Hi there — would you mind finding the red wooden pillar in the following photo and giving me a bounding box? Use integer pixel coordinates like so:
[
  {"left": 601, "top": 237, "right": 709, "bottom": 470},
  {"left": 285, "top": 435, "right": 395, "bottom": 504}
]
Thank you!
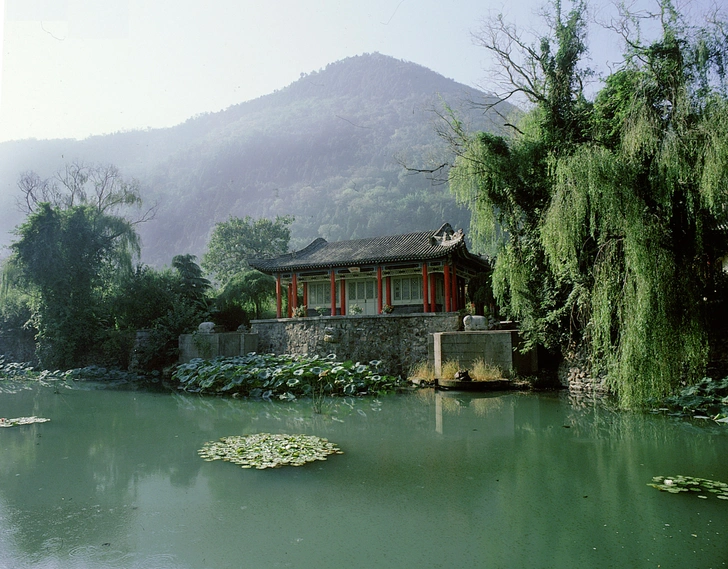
[
  {"left": 444, "top": 264, "right": 451, "bottom": 312},
  {"left": 386, "top": 276, "right": 392, "bottom": 307},
  {"left": 429, "top": 273, "right": 437, "bottom": 312},
  {"left": 422, "top": 262, "right": 429, "bottom": 313},
  {"left": 276, "top": 274, "right": 282, "bottom": 318},
  {"left": 291, "top": 273, "right": 298, "bottom": 310},
  {"left": 330, "top": 270, "right": 337, "bottom": 316},
  {"left": 302, "top": 282, "right": 308, "bottom": 313},
  {"left": 287, "top": 283, "right": 292, "bottom": 317},
  {"left": 377, "top": 266, "right": 383, "bottom": 314},
  {"left": 451, "top": 263, "right": 458, "bottom": 311},
  {"left": 340, "top": 276, "right": 346, "bottom": 316}
]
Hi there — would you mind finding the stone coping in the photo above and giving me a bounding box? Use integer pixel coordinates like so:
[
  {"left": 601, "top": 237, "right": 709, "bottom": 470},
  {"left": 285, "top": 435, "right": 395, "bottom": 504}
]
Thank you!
[{"left": 251, "top": 312, "right": 455, "bottom": 323}]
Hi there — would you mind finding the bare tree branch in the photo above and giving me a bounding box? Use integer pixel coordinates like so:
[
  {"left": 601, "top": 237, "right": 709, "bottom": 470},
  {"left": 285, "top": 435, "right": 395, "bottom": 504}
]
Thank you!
[{"left": 15, "top": 163, "right": 155, "bottom": 226}]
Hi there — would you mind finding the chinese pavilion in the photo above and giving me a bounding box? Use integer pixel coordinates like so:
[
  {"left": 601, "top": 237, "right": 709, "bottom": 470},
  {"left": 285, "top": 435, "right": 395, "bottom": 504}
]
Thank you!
[{"left": 248, "top": 223, "right": 490, "bottom": 318}]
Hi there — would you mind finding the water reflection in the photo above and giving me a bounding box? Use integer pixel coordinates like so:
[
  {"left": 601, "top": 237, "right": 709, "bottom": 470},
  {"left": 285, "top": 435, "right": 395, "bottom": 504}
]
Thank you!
[{"left": 0, "top": 382, "right": 726, "bottom": 568}]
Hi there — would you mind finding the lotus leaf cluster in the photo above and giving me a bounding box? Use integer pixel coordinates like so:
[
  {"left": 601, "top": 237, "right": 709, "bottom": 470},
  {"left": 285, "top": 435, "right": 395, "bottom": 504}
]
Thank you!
[
  {"left": 173, "top": 353, "right": 403, "bottom": 399},
  {"left": 0, "top": 416, "right": 50, "bottom": 428},
  {"left": 198, "top": 433, "right": 343, "bottom": 469},
  {"left": 648, "top": 475, "right": 728, "bottom": 500},
  {"left": 0, "top": 358, "right": 40, "bottom": 380},
  {"left": 0, "top": 357, "right": 143, "bottom": 384},
  {"left": 650, "top": 377, "right": 728, "bottom": 421}
]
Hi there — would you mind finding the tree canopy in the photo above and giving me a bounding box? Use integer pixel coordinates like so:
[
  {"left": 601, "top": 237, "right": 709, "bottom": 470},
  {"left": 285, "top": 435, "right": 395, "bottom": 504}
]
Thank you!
[
  {"left": 8, "top": 164, "right": 151, "bottom": 368},
  {"left": 202, "top": 215, "right": 293, "bottom": 285},
  {"left": 450, "top": 0, "right": 728, "bottom": 406}
]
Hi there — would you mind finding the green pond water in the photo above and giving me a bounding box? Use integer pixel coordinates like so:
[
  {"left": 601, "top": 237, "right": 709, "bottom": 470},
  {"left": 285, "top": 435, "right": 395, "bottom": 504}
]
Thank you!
[{"left": 1, "top": 380, "right": 727, "bottom": 569}]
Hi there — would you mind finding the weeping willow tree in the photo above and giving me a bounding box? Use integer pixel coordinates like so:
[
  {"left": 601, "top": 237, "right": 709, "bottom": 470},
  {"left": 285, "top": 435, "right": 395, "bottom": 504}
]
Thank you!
[
  {"left": 450, "top": 0, "right": 728, "bottom": 406},
  {"left": 450, "top": 0, "right": 592, "bottom": 351}
]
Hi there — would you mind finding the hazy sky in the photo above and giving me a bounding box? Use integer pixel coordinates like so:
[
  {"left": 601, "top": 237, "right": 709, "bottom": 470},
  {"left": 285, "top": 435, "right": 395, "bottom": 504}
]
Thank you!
[{"left": 0, "top": 0, "right": 718, "bottom": 143}]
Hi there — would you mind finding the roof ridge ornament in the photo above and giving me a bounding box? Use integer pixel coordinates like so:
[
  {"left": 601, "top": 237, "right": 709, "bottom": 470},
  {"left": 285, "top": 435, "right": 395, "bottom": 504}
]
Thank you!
[{"left": 430, "top": 223, "right": 462, "bottom": 246}]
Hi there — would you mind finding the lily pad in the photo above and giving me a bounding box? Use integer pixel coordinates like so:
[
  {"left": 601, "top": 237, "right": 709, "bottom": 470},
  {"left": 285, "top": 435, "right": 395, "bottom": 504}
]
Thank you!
[
  {"left": 198, "top": 433, "right": 343, "bottom": 469},
  {"left": 649, "top": 475, "right": 728, "bottom": 500},
  {"left": 0, "top": 416, "right": 50, "bottom": 428}
]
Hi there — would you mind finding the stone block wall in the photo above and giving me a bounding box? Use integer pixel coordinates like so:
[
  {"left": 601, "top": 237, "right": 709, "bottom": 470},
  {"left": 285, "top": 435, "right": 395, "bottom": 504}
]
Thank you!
[
  {"left": 251, "top": 313, "right": 459, "bottom": 377},
  {"left": 178, "top": 332, "right": 259, "bottom": 364},
  {"left": 431, "top": 331, "right": 538, "bottom": 377}
]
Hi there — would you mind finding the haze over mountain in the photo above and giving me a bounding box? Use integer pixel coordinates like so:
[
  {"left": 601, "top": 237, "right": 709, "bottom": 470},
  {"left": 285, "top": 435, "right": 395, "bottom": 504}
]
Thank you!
[{"left": 0, "top": 53, "right": 516, "bottom": 267}]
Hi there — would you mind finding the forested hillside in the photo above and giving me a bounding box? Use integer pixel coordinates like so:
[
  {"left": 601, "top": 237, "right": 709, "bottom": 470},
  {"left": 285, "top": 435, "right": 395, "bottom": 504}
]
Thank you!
[{"left": 0, "top": 53, "right": 516, "bottom": 266}]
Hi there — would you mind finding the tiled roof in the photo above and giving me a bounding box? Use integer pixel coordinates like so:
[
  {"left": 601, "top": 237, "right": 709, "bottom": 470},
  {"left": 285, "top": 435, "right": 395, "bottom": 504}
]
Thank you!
[{"left": 249, "top": 223, "right": 485, "bottom": 273}]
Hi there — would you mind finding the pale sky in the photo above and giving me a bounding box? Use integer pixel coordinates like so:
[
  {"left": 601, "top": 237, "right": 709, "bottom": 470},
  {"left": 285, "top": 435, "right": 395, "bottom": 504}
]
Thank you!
[{"left": 0, "top": 0, "right": 719, "bottom": 143}]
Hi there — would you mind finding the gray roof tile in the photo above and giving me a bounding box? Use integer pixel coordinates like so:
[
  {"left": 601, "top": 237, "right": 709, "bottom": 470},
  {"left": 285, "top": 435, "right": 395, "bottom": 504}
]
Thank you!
[{"left": 249, "top": 223, "right": 488, "bottom": 273}]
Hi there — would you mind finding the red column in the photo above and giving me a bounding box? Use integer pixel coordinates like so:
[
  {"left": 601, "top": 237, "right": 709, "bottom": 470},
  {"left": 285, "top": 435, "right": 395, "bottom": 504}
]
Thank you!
[
  {"left": 451, "top": 263, "right": 458, "bottom": 311},
  {"left": 422, "top": 263, "right": 429, "bottom": 313},
  {"left": 302, "top": 282, "right": 308, "bottom": 314},
  {"left": 276, "top": 274, "right": 282, "bottom": 318},
  {"left": 430, "top": 273, "right": 437, "bottom": 312},
  {"left": 377, "top": 266, "right": 383, "bottom": 314},
  {"left": 444, "top": 264, "right": 451, "bottom": 312},
  {"left": 291, "top": 273, "right": 298, "bottom": 310},
  {"left": 386, "top": 276, "right": 392, "bottom": 307},
  {"left": 340, "top": 276, "right": 346, "bottom": 316},
  {"left": 287, "top": 283, "right": 292, "bottom": 317},
  {"left": 330, "top": 270, "right": 337, "bottom": 316}
]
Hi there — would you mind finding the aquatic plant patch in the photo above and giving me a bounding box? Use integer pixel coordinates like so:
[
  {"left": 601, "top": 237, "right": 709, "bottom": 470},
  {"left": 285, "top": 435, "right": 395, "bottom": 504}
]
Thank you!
[
  {"left": 198, "top": 433, "right": 343, "bottom": 469},
  {"left": 650, "top": 377, "right": 728, "bottom": 421},
  {"left": 0, "top": 416, "right": 50, "bottom": 428},
  {"left": 0, "top": 357, "right": 145, "bottom": 385},
  {"left": 0, "top": 358, "right": 39, "bottom": 380},
  {"left": 172, "top": 353, "right": 404, "bottom": 399},
  {"left": 648, "top": 475, "right": 728, "bottom": 500}
]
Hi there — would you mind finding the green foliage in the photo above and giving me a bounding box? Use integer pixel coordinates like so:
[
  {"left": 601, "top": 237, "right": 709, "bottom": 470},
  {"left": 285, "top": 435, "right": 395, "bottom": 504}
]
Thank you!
[
  {"left": 7, "top": 163, "right": 150, "bottom": 370},
  {"left": 216, "top": 270, "right": 275, "bottom": 320},
  {"left": 541, "top": 7, "right": 728, "bottom": 405},
  {"left": 118, "top": 269, "right": 208, "bottom": 371},
  {"left": 0, "top": 260, "right": 32, "bottom": 332},
  {"left": 109, "top": 265, "right": 182, "bottom": 330},
  {"left": 455, "top": 1, "right": 728, "bottom": 406},
  {"left": 202, "top": 216, "right": 293, "bottom": 285},
  {"left": 171, "top": 353, "right": 404, "bottom": 399},
  {"left": 11, "top": 203, "right": 140, "bottom": 369},
  {"left": 108, "top": 262, "right": 205, "bottom": 370},
  {"left": 653, "top": 377, "right": 728, "bottom": 420},
  {"left": 134, "top": 301, "right": 203, "bottom": 371},
  {"left": 172, "top": 254, "right": 211, "bottom": 308}
]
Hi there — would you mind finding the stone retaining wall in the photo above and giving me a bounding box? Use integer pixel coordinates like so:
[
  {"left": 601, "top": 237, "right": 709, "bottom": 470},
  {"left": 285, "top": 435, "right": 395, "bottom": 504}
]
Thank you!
[
  {"left": 178, "top": 332, "right": 259, "bottom": 364},
  {"left": 251, "top": 313, "right": 460, "bottom": 377}
]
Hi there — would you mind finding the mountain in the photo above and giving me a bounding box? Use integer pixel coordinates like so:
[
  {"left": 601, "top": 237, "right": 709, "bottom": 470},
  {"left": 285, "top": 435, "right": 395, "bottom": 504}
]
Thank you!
[{"left": 0, "top": 53, "right": 517, "bottom": 266}]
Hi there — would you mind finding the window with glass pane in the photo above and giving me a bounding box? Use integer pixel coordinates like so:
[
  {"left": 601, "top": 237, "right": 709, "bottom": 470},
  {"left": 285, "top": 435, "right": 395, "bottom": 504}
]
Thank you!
[
  {"left": 308, "top": 283, "right": 332, "bottom": 305},
  {"left": 366, "top": 281, "right": 376, "bottom": 298},
  {"left": 411, "top": 277, "right": 422, "bottom": 300}
]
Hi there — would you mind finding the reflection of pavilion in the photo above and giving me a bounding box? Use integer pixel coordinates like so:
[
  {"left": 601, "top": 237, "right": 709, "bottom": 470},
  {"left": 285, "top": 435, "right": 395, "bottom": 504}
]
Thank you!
[{"left": 249, "top": 223, "right": 490, "bottom": 317}]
